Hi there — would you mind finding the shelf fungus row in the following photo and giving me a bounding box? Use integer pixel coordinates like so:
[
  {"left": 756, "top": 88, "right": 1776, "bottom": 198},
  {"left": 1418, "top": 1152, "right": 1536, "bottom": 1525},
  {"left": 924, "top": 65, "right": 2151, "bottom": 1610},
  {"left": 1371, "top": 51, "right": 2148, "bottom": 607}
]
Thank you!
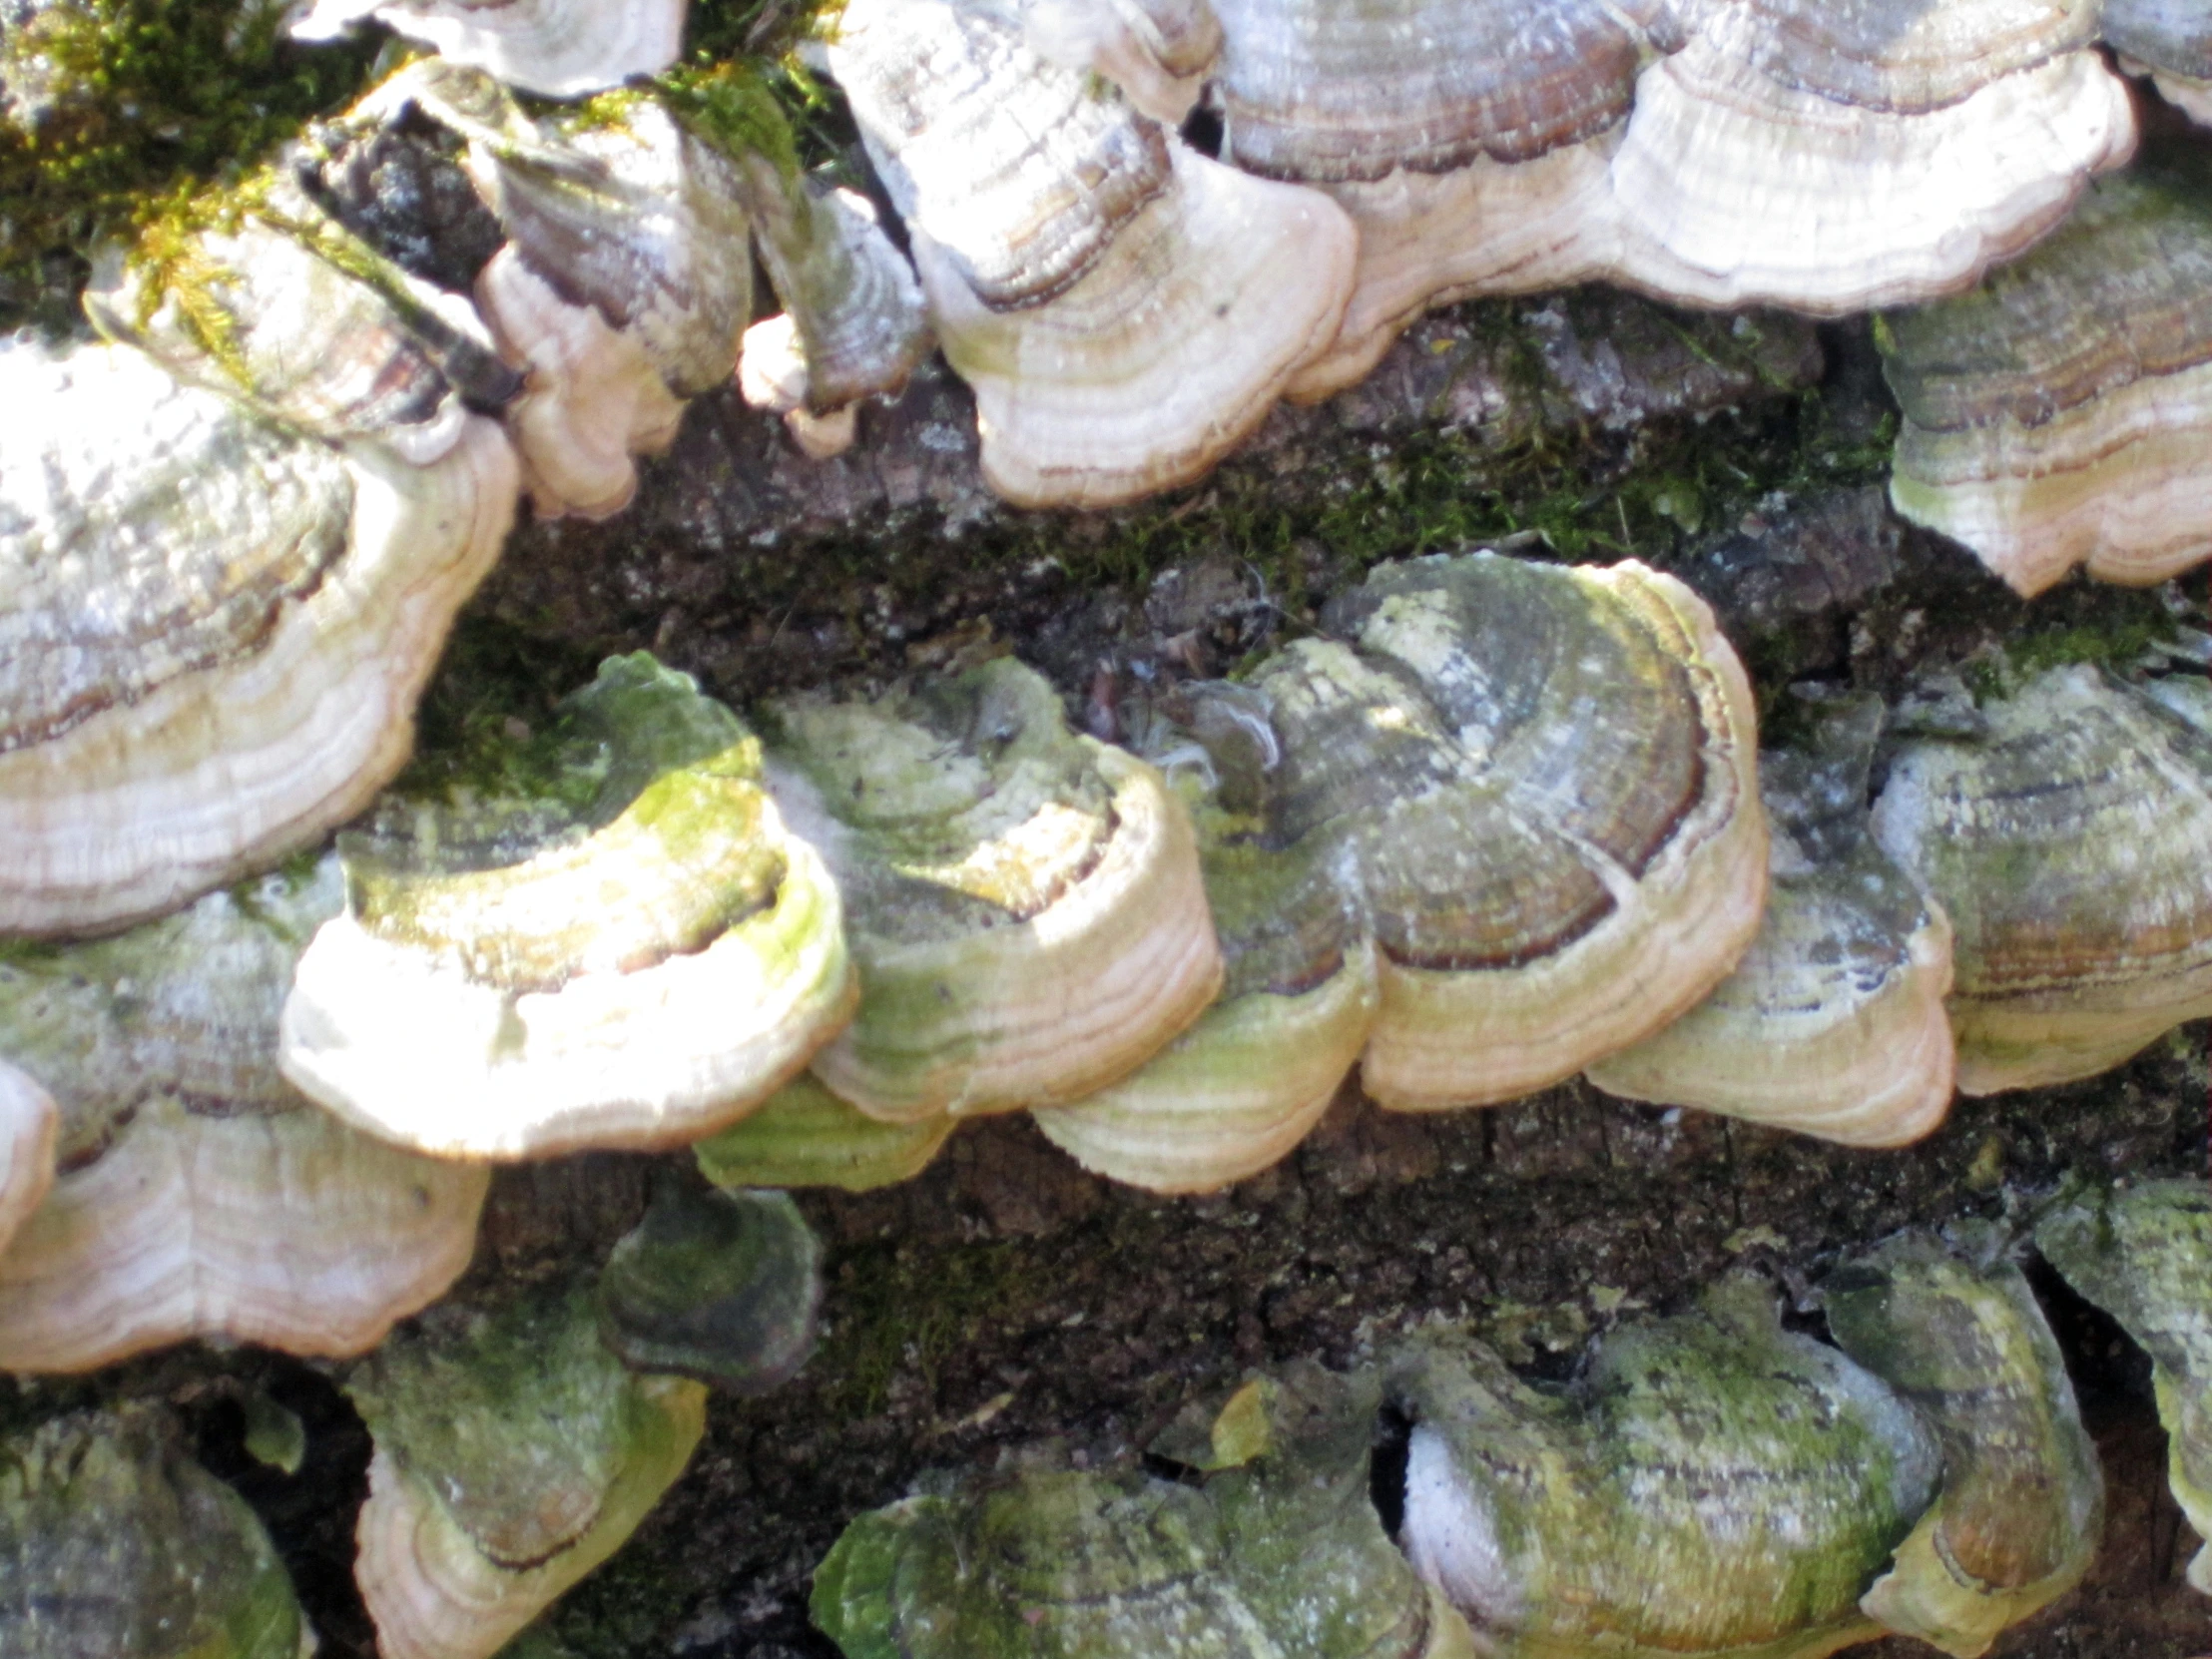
[
  {"left": 0, "top": 856, "right": 488, "bottom": 1375},
  {"left": 1879, "top": 160, "right": 2212, "bottom": 597},
  {"left": 806, "top": 0, "right": 2133, "bottom": 454},
  {"left": 704, "top": 551, "right": 1766, "bottom": 1197},
  {"left": 817, "top": 1255, "right": 2098, "bottom": 1659},
  {"left": 2035, "top": 1179, "right": 2212, "bottom": 1594}
]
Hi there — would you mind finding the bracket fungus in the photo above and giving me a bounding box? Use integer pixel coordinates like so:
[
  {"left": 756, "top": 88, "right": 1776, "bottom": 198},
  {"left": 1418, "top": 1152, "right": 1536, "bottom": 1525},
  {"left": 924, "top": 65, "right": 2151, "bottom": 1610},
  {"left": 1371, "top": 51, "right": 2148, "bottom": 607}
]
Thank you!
[
  {"left": 1205, "top": 0, "right": 1681, "bottom": 399},
  {"left": 1824, "top": 1230, "right": 2102, "bottom": 1656},
  {"left": 347, "top": 1286, "right": 709, "bottom": 1659},
  {"left": 387, "top": 67, "right": 758, "bottom": 518},
  {"left": 1870, "top": 664, "right": 2212, "bottom": 1094},
  {"left": 829, "top": 0, "right": 1357, "bottom": 507},
  {"left": 0, "top": 335, "right": 517, "bottom": 937},
  {"left": 2035, "top": 1178, "right": 2212, "bottom": 1594},
  {"left": 693, "top": 1073, "right": 958, "bottom": 1194},
  {"left": 0, "top": 1058, "right": 57, "bottom": 1258},
  {"left": 1879, "top": 161, "right": 2212, "bottom": 596},
  {"left": 1284, "top": 553, "right": 1765, "bottom": 1110},
  {"left": 1588, "top": 692, "right": 1957, "bottom": 1147},
  {"left": 0, "top": 856, "right": 488, "bottom": 1374},
  {"left": 595, "top": 1178, "right": 823, "bottom": 1392},
  {"left": 0, "top": 1405, "right": 312, "bottom": 1659},
  {"left": 280, "top": 653, "right": 853, "bottom": 1160},
  {"left": 764, "top": 656, "right": 1221, "bottom": 1125},
  {"left": 1390, "top": 1280, "right": 1941, "bottom": 1659},
  {"left": 1019, "top": 0, "right": 1224, "bottom": 125},
  {"left": 2105, "top": 0, "right": 2212, "bottom": 125},
  {"left": 812, "top": 1362, "right": 1475, "bottom": 1659},
  {"left": 1606, "top": 0, "right": 2134, "bottom": 313},
  {"left": 287, "top": 0, "right": 687, "bottom": 99}
]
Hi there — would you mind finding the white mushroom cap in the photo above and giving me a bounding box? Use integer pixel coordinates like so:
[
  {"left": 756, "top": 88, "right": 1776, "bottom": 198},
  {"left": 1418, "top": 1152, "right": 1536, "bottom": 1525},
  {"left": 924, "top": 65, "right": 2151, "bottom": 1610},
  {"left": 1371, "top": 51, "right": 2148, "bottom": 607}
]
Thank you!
[
  {"left": 1606, "top": 0, "right": 2135, "bottom": 312},
  {"left": 0, "top": 1062, "right": 56, "bottom": 1262},
  {"left": 1019, "top": 0, "right": 1223, "bottom": 124},
  {"left": 287, "top": 0, "right": 686, "bottom": 99},
  {"left": 0, "top": 340, "right": 518, "bottom": 936}
]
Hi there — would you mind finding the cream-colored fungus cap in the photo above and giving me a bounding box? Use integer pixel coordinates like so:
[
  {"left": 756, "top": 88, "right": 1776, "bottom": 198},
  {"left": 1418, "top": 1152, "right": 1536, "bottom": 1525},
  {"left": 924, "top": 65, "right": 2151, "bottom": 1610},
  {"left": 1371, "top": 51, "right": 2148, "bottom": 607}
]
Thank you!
[
  {"left": 281, "top": 654, "right": 853, "bottom": 1160},
  {"left": 1606, "top": 0, "right": 2134, "bottom": 313},
  {"left": 1266, "top": 552, "right": 1766, "bottom": 1110},
  {"left": 766, "top": 657, "right": 1222, "bottom": 1124},
  {"left": 830, "top": 0, "right": 1355, "bottom": 507},
  {"left": 1827, "top": 1230, "right": 2102, "bottom": 1657},
  {"left": 1019, "top": 0, "right": 1223, "bottom": 124},
  {"left": 2035, "top": 1179, "right": 2212, "bottom": 1595},
  {"left": 287, "top": 0, "right": 686, "bottom": 98},
  {"left": 0, "top": 856, "right": 487, "bottom": 1375},
  {"left": 0, "top": 1405, "right": 313, "bottom": 1659},
  {"left": 1034, "top": 700, "right": 1379, "bottom": 1193},
  {"left": 0, "top": 337, "right": 517, "bottom": 936},
  {"left": 348, "top": 1287, "right": 708, "bottom": 1659},
  {"left": 0, "top": 1061, "right": 55, "bottom": 1261},
  {"left": 1871, "top": 664, "right": 2212, "bottom": 1094},
  {"left": 1207, "top": 0, "right": 1682, "bottom": 400},
  {"left": 1880, "top": 162, "right": 2212, "bottom": 596},
  {"left": 1588, "top": 693, "right": 1957, "bottom": 1148}
]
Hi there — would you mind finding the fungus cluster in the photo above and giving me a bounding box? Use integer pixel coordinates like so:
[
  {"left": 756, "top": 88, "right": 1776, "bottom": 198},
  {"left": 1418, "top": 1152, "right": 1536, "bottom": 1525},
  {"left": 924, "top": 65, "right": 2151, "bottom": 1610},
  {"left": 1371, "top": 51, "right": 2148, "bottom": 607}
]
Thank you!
[{"left": 5, "top": 0, "right": 2212, "bottom": 1648}]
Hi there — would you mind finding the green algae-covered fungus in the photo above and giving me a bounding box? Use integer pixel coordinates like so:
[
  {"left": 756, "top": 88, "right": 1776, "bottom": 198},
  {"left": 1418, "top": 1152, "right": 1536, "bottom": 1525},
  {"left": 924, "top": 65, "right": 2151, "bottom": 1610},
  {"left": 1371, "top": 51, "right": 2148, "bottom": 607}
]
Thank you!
[
  {"left": 812, "top": 1361, "right": 1473, "bottom": 1659},
  {"left": 765, "top": 655, "right": 1221, "bottom": 1124},
  {"left": 1391, "top": 1279, "right": 1941, "bottom": 1659},
  {"left": 694, "top": 1072, "right": 958, "bottom": 1193},
  {"left": 1825, "top": 1229, "right": 2102, "bottom": 1655},
  {"left": 0, "top": 1403, "right": 310, "bottom": 1659},
  {"left": 596, "top": 1178, "right": 824, "bottom": 1392},
  {"left": 347, "top": 1284, "right": 708, "bottom": 1659},
  {"left": 2035, "top": 1178, "right": 2212, "bottom": 1594},
  {"left": 280, "top": 651, "right": 854, "bottom": 1159}
]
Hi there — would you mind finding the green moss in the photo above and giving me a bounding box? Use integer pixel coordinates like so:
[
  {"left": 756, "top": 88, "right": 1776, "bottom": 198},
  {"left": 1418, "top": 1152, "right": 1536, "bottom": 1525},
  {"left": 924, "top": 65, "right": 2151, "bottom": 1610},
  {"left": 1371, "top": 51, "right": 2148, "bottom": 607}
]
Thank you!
[
  {"left": 0, "top": 0, "right": 376, "bottom": 334},
  {"left": 815, "top": 1239, "right": 1052, "bottom": 1417},
  {"left": 1964, "top": 604, "right": 2181, "bottom": 704}
]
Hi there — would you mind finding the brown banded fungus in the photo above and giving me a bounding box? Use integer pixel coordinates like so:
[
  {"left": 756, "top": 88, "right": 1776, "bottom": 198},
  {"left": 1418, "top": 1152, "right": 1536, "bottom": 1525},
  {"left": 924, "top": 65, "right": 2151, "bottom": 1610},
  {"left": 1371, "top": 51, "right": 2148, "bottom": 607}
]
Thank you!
[
  {"left": 1391, "top": 1280, "right": 1941, "bottom": 1659},
  {"left": 347, "top": 1285, "right": 709, "bottom": 1659},
  {"left": 0, "top": 1405, "right": 312, "bottom": 1659},
  {"left": 1879, "top": 162, "right": 2212, "bottom": 596},
  {"left": 1588, "top": 692, "right": 1957, "bottom": 1147},
  {"left": 812, "top": 1362, "right": 1475, "bottom": 1659},
  {"left": 1283, "top": 552, "right": 1766, "bottom": 1110},
  {"left": 763, "top": 656, "right": 1221, "bottom": 1125},
  {"left": 2105, "top": 0, "right": 2212, "bottom": 125},
  {"left": 1825, "top": 1230, "right": 2102, "bottom": 1655},
  {"left": 390, "top": 66, "right": 760, "bottom": 519},
  {"left": 1870, "top": 664, "right": 2212, "bottom": 1094},
  {"left": 279, "top": 653, "right": 853, "bottom": 1160},
  {"left": 594, "top": 1179, "right": 823, "bottom": 1392},
  {"left": 1206, "top": 0, "right": 1682, "bottom": 399},
  {"left": 2035, "top": 1179, "right": 2212, "bottom": 1594},
  {"left": 1606, "top": 0, "right": 2134, "bottom": 314},
  {"left": 0, "top": 335, "right": 517, "bottom": 937},
  {"left": 0, "top": 855, "right": 488, "bottom": 1374},
  {"left": 287, "top": 0, "right": 687, "bottom": 99},
  {"left": 827, "top": 0, "right": 1356, "bottom": 507}
]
